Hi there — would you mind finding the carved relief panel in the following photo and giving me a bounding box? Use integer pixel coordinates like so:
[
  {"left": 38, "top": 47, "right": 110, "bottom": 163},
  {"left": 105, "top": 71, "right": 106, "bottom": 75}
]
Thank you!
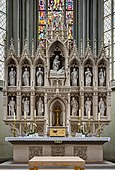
[
  {"left": 29, "top": 146, "right": 43, "bottom": 159},
  {"left": 74, "top": 146, "right": 87, "bottom": 160},
  {"left": 51, "top": 146, "right": 65, "bottom": 156}
]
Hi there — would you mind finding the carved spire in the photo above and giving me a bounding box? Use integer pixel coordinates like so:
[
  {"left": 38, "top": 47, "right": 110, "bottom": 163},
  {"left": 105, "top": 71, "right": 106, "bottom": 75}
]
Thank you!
[{"left": 17, "top": 38, "right": 20, "bottom": 58}]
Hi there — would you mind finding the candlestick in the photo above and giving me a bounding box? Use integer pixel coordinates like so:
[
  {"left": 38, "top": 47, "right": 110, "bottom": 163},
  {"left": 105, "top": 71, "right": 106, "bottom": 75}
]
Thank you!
[
  {"left": 34, "top": 110, "right": 36, "bottom": 118},
  {"left": 88, "top": 110, "right": 90, "bottom": 119},
  {"left": 14, "top": 112, "right": 16, "bottom": 120},
  {"left": 98, "top": 112, "right": 100, "bottom": 121},
  {"left": 24, "top": 111, "right": 26, "bottom": 119},
  {"left": 13, "top": 112, "right": 16, "bottom": 137},
  {"left": 78, "top": 122, "right": 81, "bottom": 133},
  {"left": 79, "top": 109, "right": 81, "bottom": 117},
  {"left": 98, "top": 113, "right": 101, "bottom": 137}
]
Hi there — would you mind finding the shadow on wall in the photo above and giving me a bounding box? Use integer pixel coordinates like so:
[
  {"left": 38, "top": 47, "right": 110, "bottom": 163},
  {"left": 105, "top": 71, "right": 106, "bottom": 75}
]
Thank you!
[{"left": 103, "top": 89, "right": 115, "bottom": 162}]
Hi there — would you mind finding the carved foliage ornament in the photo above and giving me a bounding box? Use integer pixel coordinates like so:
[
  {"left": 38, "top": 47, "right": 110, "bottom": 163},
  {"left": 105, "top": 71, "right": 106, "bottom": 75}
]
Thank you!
[
  {"left": 74, "top": 146, "right": 87, "bottom": 160},
  {"left": 51, "top": 146, "right": 65, "bottom": 156},
  {"left": 29, "top": 146, "right": 43, "bottom": 159}
]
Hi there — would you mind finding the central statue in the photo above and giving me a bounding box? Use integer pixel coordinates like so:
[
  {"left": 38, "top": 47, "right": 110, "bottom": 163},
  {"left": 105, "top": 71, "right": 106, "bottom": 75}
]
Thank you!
[{"left": 50, "top": 55, "right": 65, "bottom": 76}]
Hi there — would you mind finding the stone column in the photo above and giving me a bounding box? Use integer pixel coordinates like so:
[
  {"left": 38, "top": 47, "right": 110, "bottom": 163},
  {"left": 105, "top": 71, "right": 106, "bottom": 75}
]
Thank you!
[
  {"left": 93, "top": 0, "right": 97, "bottom": 53},
  {"left": 83, "top": 0, "right": 87, "bottom": 51},
  {"left": 16, "top": 92, "right": 21, "bottom": 120},
  {"left": 107, "top": 92, "right": 111, "bottom": 120},
  {"left": 63, "top": 111, "right": 65, "bottom": 126},
  {"left": 80, "top": 92, "right": 84, "bottom": 120},
  {"left": 3, "top": 93, "right": 7, "bottom": 120},
  {"left": 31, "top": 66, "right": 35, "bottom": 88},
  {"left": 30, "top": 92, "right": 35, "bottom": 120},
  {"left": 93, "top": 92, "right": 98, "bottom": 120},
  {"left": 87, "top": 0, "right": 90, "bottom": 41},
  {"left": 44, "top": 93, "right": 48, "bottom": 135},
  {"left": 67, "top": 93, "right": 71, "bottom": 136},
  {"left": 80, "top": 65, "right": 84, "bottom": 88}
]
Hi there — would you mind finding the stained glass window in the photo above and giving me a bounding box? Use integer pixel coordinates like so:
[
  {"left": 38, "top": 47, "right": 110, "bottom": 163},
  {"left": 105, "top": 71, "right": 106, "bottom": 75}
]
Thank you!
[
  {"left": 0, "top": 0, "right": 6, "bottom": 80},
  {"left": 38, "top": 0, "right": 74, "bottom": 47},
  {"left": 104, "top": 0, "right": 115, "bottom": 80}
]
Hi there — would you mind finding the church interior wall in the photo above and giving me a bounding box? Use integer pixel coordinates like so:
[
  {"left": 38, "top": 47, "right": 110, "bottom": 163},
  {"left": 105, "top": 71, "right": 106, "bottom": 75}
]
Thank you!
[
  {"left": 0, "top": 86, "right": 12, "bottom": 162},
  {"left": 0, "top": 0, "right": 114, "bottom": 163}
]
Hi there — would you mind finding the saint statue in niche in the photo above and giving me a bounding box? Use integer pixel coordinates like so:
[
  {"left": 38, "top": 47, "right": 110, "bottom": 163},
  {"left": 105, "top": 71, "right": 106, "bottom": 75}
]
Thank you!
[
  {"left": 37, "top": 97, "right": 44, "bottom": 116},
  {"left": 50, "top": 55, "right": 64, "bottom": 76},
  {"left": 85, "top": 97, "right": 91, "bottom": 116},
  {"left": 85, "top": 68, "right": 92, "bottom": 86},
  {"left": 9, "top": 67, "right": 16, "bottom": 86},
  {"left": 22, "top": 67, "right": 30, "bottom": 86},
  {"left": 71, "top": 68, "right": 78, "bottom": 86},
  {"left": 8, "top": 97, "right": 15, "bottom": 116},
  {"left": 22, "top": 97, "right": 30, "bottom": 116},
  {"left": 71, "top": 96, "right": 78, "bottom": 116},
  {"left": 98, "top": 68, "right": 106, "bottom": 86},
  {"left": 99, "top": 97, "right": 106, "bottom": 116},
  {"left": 36, "top": 67, "right": 43, "bottom": 86}
]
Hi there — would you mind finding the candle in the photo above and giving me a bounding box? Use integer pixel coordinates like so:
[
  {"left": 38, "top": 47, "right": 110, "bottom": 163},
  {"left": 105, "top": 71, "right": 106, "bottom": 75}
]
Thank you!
[
  {"left": 34, "top": 110, "right": 36, "bottom": 118},
  {"left": 24, "top": 111, "right": 26, "bottom": 119},
  {"left": 14, "top": 112, "right": 15, "bottom": 120},
  {"left": 98, "top": 112, "right": 100, "bottom": 121},
  {"left": 88, "top": 110, "right": 90, "bottom": 119},
  {"left": 79, "top": 109, "right": 82, "bottom": 118}
]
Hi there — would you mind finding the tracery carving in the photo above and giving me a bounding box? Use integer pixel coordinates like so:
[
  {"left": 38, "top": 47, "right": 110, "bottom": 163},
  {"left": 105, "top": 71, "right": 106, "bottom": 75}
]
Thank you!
[
  {"left": 29, "top": 146, "right": 43, "bottom": 159},
  {"left": 51, "top": 146, "right": 65, "bottom": 156},
  {"left": 74, "top": 146, "right": 87, "bottom": 160}
]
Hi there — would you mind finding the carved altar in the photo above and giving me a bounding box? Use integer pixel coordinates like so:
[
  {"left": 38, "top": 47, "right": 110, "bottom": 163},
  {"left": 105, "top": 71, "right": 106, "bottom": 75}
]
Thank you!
[
  {"left": 5, "top": 136, "right": 110, "bottom": 163},
  {"left": 3, "top": 12, "right": 111, "bottom": 163}
]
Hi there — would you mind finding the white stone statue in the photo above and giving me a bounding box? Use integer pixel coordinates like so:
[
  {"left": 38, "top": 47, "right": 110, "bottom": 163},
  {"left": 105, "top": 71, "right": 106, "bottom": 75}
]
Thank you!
[
  {"left": 85, "top": 68, "right": 92, "bottom": 86},
  {"left": 99, "top": 98, "right": 105, "bottom": 116},
  {"left": 85, "top": 97, "right": 91, "bottom": 116},
  {"left": 37, "top": 97, "right": 44, "bottom": 116},
  {"left": 53, "top": 55, "right": 60, "bottom": 71},
  {"left": 9, "top": 67, "right": 16, "bottom": 86},
  {"left": 22, "top": 68, "right": 29, "bottom": 86},
  {"left": 8, "top": 97, "right": 15, "bottom": 116},
  {"left": 71, "top": 96, "right": 78, "bottom": 116},
  {"left": 50, "top": 55, "right": 65, "bottom": 76},
  {"left": 22, "top": 97, "right": 29, "bottom": 116},
  {"left": 99, "top": 68, "right": 106, "bottom": 86},
  {"left": 36, "top": 67, "right": 43, "bottom": 86},
  {"left": 71, "top": 68, "right": 78, "bottom": 86}
]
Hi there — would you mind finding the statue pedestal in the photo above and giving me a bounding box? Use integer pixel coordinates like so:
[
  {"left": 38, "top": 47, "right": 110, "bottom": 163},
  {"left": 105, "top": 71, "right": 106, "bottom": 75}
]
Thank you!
[{"left": 5, "top": 136, "right": 110, "bottom": 163}]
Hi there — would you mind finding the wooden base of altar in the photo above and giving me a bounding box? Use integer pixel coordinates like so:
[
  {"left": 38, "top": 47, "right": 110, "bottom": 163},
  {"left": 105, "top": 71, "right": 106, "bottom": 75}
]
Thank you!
[{"left": 5, "top": 136, "right": 110, "bottom": 163}]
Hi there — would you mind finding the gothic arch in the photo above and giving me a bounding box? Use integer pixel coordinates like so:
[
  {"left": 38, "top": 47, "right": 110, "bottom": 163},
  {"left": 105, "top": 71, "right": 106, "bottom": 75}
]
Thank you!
[
  {"left": 69, "top": 58, "right": 80, "bottom": 67},
  {"left": 83, "top": 57, "right": 94, "bottom": 67},
  {"left": 48, "top": 97, "right": 66, "bottom": 126},
  {"left": 5, "top": 57, "right": 17, "bottom": 66}
]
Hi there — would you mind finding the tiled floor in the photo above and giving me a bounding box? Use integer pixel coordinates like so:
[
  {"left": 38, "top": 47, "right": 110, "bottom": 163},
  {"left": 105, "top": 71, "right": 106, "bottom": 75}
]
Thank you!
[{"left": 0, "top": 161, "right": 115, "bottom": 170}]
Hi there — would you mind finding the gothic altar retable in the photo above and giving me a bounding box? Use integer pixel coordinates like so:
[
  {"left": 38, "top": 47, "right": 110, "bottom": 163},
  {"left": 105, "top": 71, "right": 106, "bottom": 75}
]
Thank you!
[{"left": 3, "top": 15, "right": 111, "bottom": 163}]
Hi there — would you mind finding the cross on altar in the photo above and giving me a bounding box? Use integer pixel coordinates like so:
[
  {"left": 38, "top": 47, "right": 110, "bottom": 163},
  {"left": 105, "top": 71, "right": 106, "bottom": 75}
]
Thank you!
[{"left": 53, "top": 107, "right": 61, "bottom": 126}]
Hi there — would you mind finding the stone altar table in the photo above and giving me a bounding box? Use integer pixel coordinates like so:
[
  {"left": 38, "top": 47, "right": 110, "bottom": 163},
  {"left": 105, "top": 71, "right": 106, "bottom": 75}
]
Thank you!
[
  {"left": 29, "top": 156, "right": 85, "bottom": 170},
  {"left": 5, "top": 136, "right": 110, "bottom": 163}
]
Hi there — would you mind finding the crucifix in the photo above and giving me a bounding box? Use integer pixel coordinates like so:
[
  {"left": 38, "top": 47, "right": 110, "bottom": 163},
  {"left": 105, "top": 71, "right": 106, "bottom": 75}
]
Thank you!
[{"left": 53, "top": 107, "right": 62, "bottom": 126}]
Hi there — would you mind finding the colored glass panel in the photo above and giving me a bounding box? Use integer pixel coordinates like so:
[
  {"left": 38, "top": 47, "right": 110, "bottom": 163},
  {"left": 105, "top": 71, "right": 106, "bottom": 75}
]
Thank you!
[
  {"left": 39, "top": 11, "right": 46, "bottom": 25},
  {"left": 38, "top": 26, "right": 46, "bottom": 39},
  {"left": 39, "top": 0, "right": 46, "bottom": 10},
  {"left": 48, "top": 10, "right": 62, "bottom": 29},
  {"left": 68, "top": 26, "right": 73, "bottom": 39},
  {"left": 66, "top": 0, "right": 73, "bottom": 10},
  {"left": 48, "top": 0, "right": 63, "bottom": 10},
  {"left": 66, "top": 11, "right": 73, "bottom": 25}
]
